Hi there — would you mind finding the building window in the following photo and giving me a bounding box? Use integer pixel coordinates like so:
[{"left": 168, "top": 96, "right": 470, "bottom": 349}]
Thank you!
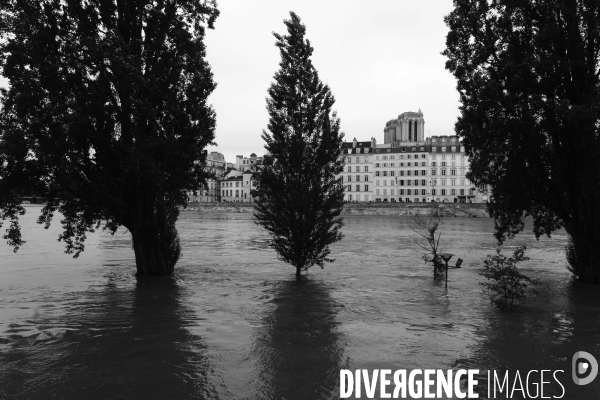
[
  {"left": 375, "top": 163, "right": 380, "bottom": 168},
  {"left": 356, "top": 157, "right": 360, "bottom": 162},
  {"left": 421, "top": 180, "right": 426, "bottom": 186},
  {"left": 364, "top": 175, "right": 369, "bottom": 181},
  {"left": 407, "top": 180, "right": 411, "bottom": 186},
  {"left": 414, "top": 180, "right": 418, "bottom": 186},
  {"left": 442, "top": 170, "right": 447, "bottom": 176},
  {"left": 400, "top": 189, "right": 405, "bottom": 195},
  {"left": 383, "top": 171, "right": 388, "bottom": 176},
  {"left": 376, "top": 180, "right": 380, "bottom": 186},
  {"left": 421, "top": 170, "right": 426, "bottom": 176},
  {"left": 347, "top": 166, "right": 351, "bottom": 172},
  {"left": 355, "top": 166, "right": 360, "bottom": 172},
  {"left": 383, "top": 189, "right": 387, "bottom": 195},
  {"left": 451, "top": 169, "right": 456, "bottom": 175},
  {"left": 364, "top": 185, "right": 369, "bottom": 191},
  {"left": 356, "top": 175, "right": 360, "bottom": 181},
  {"left": 407, "top": 189, "right": 412, "bottom": 195},
  {"left": 391, "top": 155, "right": 395, "bottom": 159},
  {"left": 376, "top": 189, "right": 380, "bottom": 195},
  {"left": 390, "top": 171, "right": 395, "bottom": 176},
  {"left": 375, "top": 171, "right": 380, "bottom": 176},
  {"left": 431, "top": 169, "right": 436, "bottom": 175},
  {"left": 365, "top": 166, "right": 369, "bottom": 172},
  {"left": 432, "top": 189, "right": 436, "bottom": 195},
  {"left": 391, "top": 189, "right": 395, "bottom": 195},
  {"left": 432, "top": 147, "right": 437, "bottom": 152},
  {"left": 400, "top": 180, "right": 404, "bottom": 186},
  {"left": 421, "top": 189, "right": 426, "bottom": 195},
  {"left": 348, "top": 194, "right": 352, "bottom": 201},
  {"left": 356, "top": 185, "right": 360, "bottom": 192},
  {"left": 441, "top": 189, "right": 447, "bottom": 195},
  {"left": 451, "top": 189, "right": 456, "bottom": 195}
]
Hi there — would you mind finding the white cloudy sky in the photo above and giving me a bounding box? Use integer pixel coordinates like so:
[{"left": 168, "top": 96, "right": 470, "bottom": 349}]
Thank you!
[{"left": 0, "top": 0, "right": 461, "bottom": 164}]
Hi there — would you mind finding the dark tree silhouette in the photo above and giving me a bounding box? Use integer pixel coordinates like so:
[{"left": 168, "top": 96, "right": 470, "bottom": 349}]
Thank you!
[
  {"left": 0, "top": 0, "right": 218, "bottom": 275},
  {"left": 254, "top": 12, "right": 345, "bottom": 278},
  {"left": 443, "top": 0, "right": 600, "bottom": 283}
]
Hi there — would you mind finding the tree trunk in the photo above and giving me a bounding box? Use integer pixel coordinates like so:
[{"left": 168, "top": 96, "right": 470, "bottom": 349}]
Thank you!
[
  {"left": 131, "top": 227, "right": 173, "bottom": 276},
  {"left": 129, "top": 202, "right": 181, "bottom": 276},
  {"left": 568, "top": 230, "right": 600, "bottom": 284}
]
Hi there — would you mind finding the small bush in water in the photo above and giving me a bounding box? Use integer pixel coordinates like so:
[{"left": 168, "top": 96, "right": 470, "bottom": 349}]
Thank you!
[{"left": 480, "top": 246, "right": 533, "bottom": 311}]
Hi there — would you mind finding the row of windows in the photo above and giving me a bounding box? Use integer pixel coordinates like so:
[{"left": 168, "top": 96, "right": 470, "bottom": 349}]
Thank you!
[
  {"left": 374, "top": 179, "right": 470, "bottom": 186},
  {"left": 346, "top": 153, "right": 467, "bottom": 163},
  {"left": 375, "top": 162, "right": 427, "bottom": 168},
  {"left": 345, "top": 157, "right": 370, "bottom": 163},
  {"left": 371, "top": 188, "right": 468, "bottom": 196},
  {"left": 345, "top": 185, "right": 369, "bottom": 192},
  {"left": 431, "top": 169, "right": 462, "bottom": 176},
  {"left": 375, "top": 154, "right": 427, "bottom": 160},
  {"left": 375, "top": 147, "right": 425, "bottom": 153},
  {"left": 347, "top": 166, "right": 369, "bottom": 172},
  {"left": 344, "top": 175, "right": 370, "bottom": 182},
  {"left": 376, "top": 180, "right": 426, "bottom": 186},
  {"left": 375, "top": 170, "right": 426, "bottom": 177}
]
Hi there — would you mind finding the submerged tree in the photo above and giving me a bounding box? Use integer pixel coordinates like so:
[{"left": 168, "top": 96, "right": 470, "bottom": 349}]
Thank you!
[
  {"left": 443, "top": 0, "right": 600, "bottom": 283},
  {"left": 0, "top": 0, "right": 218, "bottom": 275},
  {"left": 408, "top": 204, "right": 445, "bottom": 276},
  {"left": 254, "top": 12, "right": 345, "bottom": 278}
]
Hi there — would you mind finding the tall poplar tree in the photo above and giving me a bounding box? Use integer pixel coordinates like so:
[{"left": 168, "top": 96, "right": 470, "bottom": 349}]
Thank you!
[
  {"left": 443, "top": 0, "right": 600, "bottom": 283},
  {"left": 254, "top": 12, "right": 345, "bottom": 278},
  {"left": 0, "top": 0, "right": 218, "bottom": 276}
]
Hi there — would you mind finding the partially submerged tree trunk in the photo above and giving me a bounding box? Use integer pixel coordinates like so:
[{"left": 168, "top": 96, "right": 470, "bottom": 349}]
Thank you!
[{"left": 129, "top": 203, "right": 181, "bottom": 276}]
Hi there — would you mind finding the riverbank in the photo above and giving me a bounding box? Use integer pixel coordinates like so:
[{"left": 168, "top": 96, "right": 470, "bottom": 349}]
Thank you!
[{"left": 183, "top": 202, "right": 491, "bottom": 217}]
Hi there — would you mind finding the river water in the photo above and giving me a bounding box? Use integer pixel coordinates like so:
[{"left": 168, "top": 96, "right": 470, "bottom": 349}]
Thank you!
[{"left": 0, "top": 206, "right": 599, "bottom": 399}]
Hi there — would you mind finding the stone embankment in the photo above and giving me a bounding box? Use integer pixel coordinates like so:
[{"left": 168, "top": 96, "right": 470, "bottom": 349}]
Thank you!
[{"left": 184, "top": 202, "right": 490, "bottom": 218}]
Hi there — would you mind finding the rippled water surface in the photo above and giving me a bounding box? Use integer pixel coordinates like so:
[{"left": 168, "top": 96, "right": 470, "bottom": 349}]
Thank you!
[{"left": 1, "top": 206, "right": 599, "bottom": 399}]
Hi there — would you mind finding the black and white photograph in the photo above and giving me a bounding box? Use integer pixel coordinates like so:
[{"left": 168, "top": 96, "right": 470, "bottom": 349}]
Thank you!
[{"left": 1, "top": 0, "right": 599, "bottom": 398}]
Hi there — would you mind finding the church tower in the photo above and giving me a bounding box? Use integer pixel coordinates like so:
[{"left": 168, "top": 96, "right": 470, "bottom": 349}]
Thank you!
[{"left": 383, "top": 109, "right": 425, "bottom": 145}]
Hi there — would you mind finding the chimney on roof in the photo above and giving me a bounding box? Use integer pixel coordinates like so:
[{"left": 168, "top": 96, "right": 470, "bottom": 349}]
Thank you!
[{"left": 352, "top": 137, "right": 357, "bottom": 148}]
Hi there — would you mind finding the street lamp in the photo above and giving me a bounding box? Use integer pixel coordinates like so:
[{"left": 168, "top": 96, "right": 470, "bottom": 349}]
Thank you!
[
  {"left": 440, "top": 253, "right": 453, "bottom": 289},
  {"left": 430, "top": 179, "right": 437, "bottom": 202}
]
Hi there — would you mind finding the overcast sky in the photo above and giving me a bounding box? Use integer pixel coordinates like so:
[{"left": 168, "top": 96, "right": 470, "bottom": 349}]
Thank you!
[{"left": 0, "top": 0, "right": 461, "bottom": 164}]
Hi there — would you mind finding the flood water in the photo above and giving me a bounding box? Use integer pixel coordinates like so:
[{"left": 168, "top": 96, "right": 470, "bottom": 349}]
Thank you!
[{"left": 1, "top": 206, "right": 599, "bottom": 399}]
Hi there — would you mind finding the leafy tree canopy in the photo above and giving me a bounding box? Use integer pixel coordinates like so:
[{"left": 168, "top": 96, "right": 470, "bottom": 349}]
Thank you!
[
  {"left": 254, "top": 12, "right": 345, "bottom": 277},
  {"left": 0, "top": 0, "right": 218, "bottom": 275},
  {"left": 444, "top": 0, "right": 600, "bottom": 283}
]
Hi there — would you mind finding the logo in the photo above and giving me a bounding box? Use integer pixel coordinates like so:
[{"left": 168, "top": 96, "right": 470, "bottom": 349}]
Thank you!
[{"left": 572, "top": 351, "right": 598, "bottom": 385}]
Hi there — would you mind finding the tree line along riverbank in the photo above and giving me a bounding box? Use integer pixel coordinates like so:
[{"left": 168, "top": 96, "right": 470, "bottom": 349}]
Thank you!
[{"left": 183, "top": 202, "right": 491, "bottom": 218}]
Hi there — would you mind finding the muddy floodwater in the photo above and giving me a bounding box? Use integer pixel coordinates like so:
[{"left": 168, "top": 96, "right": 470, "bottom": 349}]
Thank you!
[{"left": 1, "top": 206, "right": 599, "bottom": 399}]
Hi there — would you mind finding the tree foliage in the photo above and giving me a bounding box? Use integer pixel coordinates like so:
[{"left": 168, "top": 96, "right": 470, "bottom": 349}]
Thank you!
[
  {"left": 254, "top": 12, "right": 345, "bottom": 277},
  {"left": 0, "top": 0, "right": 218, "bottom": 275},
  {"left": 443, "top": 0, "right": 600, "bottom": 283},
  {"left": 480, "top": 245, "right": 533, "bottom": 311}
]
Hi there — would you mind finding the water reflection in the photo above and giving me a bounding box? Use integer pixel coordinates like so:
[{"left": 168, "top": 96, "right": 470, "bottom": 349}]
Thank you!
[
  {"left": 465, "top": 279, "right": 600, "bottom": 398},
  {"left": 0, "top": 275, "right": 215, "bottom": 400},
  {"left": 251, "top": 279, "right": 347, "bottom": 400}
]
